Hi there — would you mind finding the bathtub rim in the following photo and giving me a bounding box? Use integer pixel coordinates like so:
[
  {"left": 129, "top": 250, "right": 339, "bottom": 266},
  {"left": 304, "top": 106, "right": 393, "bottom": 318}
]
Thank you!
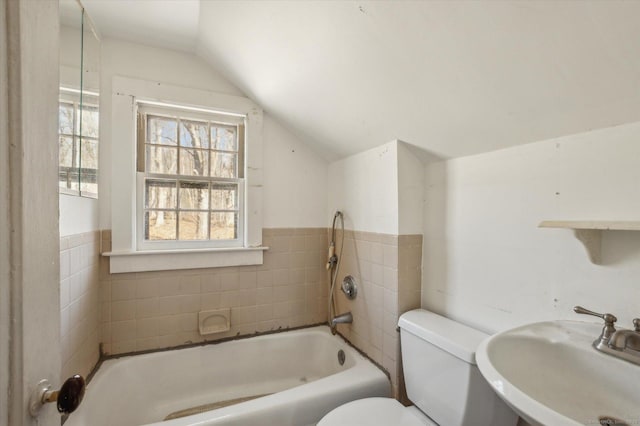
[{"left": 87, "top": 323, "right": 390, "bottom": 386}]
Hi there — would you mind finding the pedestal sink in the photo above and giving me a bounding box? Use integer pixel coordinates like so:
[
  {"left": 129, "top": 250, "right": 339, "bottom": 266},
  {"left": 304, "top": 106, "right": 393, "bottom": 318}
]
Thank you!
[{"left": 476, "top": 321, "right": 640, "bottom": 426}]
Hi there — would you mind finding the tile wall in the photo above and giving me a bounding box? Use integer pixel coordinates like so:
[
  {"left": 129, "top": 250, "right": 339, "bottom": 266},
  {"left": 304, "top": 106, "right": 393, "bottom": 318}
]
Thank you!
[
  {"left": 60, "top": 227, "right": 421, "bottom": 403},
  {"left": 333, "top": 231, "right": 422, "bottom": 398},
  {"left": 99, "top": 228, "right": 329, "bottom": 355},
  {"left": 59, "top": 231, "right": 101, "bottom": 381}
]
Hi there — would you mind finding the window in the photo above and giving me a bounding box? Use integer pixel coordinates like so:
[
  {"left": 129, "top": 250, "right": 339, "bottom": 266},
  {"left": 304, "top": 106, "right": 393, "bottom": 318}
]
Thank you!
[
  {"left": 58, "top": 88, "right": 99, "bottom": 197},
  {"left": 136, "top": 103, "right": 245, "bottom": 250},
  {"left": 106, "top": 77, "right": 264, "bottom": 273}
]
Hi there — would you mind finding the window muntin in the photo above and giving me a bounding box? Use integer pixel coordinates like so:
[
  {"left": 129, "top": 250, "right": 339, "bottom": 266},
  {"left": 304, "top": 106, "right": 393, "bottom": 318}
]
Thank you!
[
  {"left": 137, "top": 103, "right": 245, "bottom": 249},
  {"left": 58, "top": 89, "right": 99, "bottom": 197}
]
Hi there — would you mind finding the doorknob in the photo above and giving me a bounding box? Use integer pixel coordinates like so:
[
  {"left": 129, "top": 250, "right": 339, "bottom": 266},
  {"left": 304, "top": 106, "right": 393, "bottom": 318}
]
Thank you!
[{"left": 29, "top": 374, "right": 85, "bottom": 417}]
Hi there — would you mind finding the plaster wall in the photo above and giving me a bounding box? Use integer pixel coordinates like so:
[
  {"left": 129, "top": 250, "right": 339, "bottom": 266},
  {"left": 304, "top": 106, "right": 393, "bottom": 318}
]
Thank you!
[
  {"left": 98, "top": 38, "right": 328, "bottom": 231},
  {"left": 397, "top": 142, "right": 425, "bottom": 235},
  {"left": 423, "top": 121, "right": 640, "bottom": 333},
  {"left": 0, "top": 0, "right": 10, "bottom": 420},
  {"left": 5, "top": 1, "right": 61, "bottom": 423},
  {"left": 328, "top": 141, "right": 399, "bottom": 234}
]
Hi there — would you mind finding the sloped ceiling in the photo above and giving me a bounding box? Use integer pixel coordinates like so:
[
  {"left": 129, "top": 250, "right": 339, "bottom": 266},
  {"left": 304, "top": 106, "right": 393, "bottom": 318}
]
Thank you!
[{"left": 83, "top": 0, "right": 640, "bottom": 161}]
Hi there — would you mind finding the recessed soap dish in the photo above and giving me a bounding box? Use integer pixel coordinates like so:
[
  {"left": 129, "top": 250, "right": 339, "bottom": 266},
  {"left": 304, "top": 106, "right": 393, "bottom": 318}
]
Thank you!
[{"left": 198, "top": 308, "right": 231, "bottom": 335}]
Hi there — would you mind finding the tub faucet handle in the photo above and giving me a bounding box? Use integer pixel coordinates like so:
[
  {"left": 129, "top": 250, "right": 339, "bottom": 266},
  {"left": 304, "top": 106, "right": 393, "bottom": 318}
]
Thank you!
[{"left": 633, "top": 318, "right": 640, "bottom": 332}]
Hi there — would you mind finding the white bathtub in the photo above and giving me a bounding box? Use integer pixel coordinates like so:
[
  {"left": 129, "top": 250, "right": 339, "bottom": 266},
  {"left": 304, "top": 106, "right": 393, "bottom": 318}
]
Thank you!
[{"left": 66, "top": 326, "right": 390, "bottom": 426}]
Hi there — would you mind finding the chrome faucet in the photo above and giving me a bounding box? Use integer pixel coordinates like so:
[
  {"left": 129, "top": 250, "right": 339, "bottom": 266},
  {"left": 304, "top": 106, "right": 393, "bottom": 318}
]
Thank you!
[
  {"left": 574, "top": 306, "right": 640, "bottom": 365},
  {"left": 330, "top": 312, "right": 353, "bottom": 328}
]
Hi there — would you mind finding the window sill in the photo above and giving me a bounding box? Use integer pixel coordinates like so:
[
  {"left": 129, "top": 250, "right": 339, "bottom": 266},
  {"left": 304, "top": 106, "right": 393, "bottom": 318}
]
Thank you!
[{"left": 102, "top": 246, "right": 268, "bottom": 274}]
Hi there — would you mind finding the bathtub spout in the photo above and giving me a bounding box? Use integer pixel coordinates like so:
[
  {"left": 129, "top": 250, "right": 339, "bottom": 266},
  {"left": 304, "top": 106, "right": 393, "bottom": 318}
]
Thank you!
[{"left": 331, "top": 312, "right": 353, "bottom": 328}]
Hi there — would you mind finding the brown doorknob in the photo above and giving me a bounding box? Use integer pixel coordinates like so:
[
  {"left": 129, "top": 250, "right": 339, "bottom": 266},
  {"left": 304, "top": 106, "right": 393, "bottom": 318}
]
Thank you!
[
  {"left": 56, "top": 374, "right": 85, "bottom": 414},
  {"left": 29, "top": 374, "right": 86, "bottom": 417}
]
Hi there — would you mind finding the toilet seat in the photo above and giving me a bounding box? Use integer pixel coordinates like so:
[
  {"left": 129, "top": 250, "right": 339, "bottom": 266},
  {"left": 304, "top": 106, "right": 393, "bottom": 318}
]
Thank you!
[{"left": 318, "top": 397, "right": 435, "bottom": 426}]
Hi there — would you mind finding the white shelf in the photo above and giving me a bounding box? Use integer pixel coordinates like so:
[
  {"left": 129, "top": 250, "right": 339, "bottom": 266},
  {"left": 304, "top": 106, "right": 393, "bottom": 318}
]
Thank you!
[{"left": 539, "top": 221, "right": 640, "bottom": 264}]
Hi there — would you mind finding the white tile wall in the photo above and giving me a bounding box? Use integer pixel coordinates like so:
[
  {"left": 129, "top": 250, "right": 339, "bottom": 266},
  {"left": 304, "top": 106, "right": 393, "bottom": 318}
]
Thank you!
[{"left": 60, "top": 231, "right": 100, "bottom": 381}]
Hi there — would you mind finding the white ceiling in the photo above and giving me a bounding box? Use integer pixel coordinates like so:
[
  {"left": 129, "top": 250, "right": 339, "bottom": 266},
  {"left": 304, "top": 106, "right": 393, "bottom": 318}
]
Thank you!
[
  {"left": 82, "top": 0, "right": 640, "bottom": 162},
  {"left": 83, "top": 0, "right": 200, "bottom": 52}
]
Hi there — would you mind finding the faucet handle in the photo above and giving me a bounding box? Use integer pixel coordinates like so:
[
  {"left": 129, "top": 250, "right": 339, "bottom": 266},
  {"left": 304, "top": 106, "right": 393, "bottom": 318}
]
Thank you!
[
  {"left": 573, "top": 306, "right": 617, "bottom": 325},
  {"left": 574, "top": 306, "right": 617, "bottom": 344},
  {"left": 633, "top": 318, "right": 640, "bottom": 332}
]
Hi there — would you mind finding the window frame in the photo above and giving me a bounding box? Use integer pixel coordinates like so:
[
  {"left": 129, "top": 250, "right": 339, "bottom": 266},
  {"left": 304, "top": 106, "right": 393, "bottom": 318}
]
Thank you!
[
  {"left": 135, "top": 102, "right": 246, "bottom": 251},
  {"left": 58, "top": 87, "right": 99, "bottom": 198},
  {"left": 106, "top": 76, "right": 265, "bottom": 274}
]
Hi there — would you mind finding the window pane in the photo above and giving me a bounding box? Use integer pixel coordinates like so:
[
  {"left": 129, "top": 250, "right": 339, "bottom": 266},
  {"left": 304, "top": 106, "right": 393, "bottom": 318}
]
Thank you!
[
  {"left": 211, "top": 183, "right": 237, "bottom": 210},
  {"left": 179, "top": 181, "right": 209, "bottom": 210},
  {"left": 80, "top": 139, "right": 99, "bottom": 171},
  {"left": 145, "top": 179, "right": 177, "bottom": 209},
  {"left": 59, "top": 103, "right": 74, "bottom": 134},
  {"left": 146, "top": 145, "right": 177, "bottom": 174},
  {"left": 80, "top": 139, "right": 98, "bottom": 195},
  {"left": 211, "top": 126, "right": 237, "bottom": 151},
  {"left": 210, "top": 212, "right": 237, "bottom": 240},
  {"left": 80, "top": 105, "right": 99, "bottom": 138},
  {"left": 180, "top": 120, "right": 209, "bottom": 149},
  {"left": 179, "top": 148, "right": 209, "bottom": 177},
  {"left": 59, "top": 176, "right": 80, "bottom": 193},
  {"left": 178, "top": 212, "right": 209, "bottom": 240},
  {"left": 59, "top": 167, "right": 79, "bottom": 192},
  {"left": 146, "top": 210, "right": 176, "bottom": 240},
  {"left": 211, "top": 152, "right": 237, "bottom": 178},
  {"left": 59, "top": 136, "right": 74, "bottom": 168},
  {"left": 80, "top": 179, "right": 98, "bottom": 195},
  {"left": 147, "top": 116, "right": 177, "bottom": 145}
]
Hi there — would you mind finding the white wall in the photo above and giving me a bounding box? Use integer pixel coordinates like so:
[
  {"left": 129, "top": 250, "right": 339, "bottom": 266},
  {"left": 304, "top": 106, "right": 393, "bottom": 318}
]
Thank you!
[
  {"left": 5, "top": 1, "right": 61, "bottom": 423},
  {"left": 262, "top": 116, "right": 328, "bottom": 227},
  {"left": 328, "top": 140, "right": 425, "bottom": 235},
  {"left": 99, "top": 38, "right": 328, "bottom": 231},
  {"left": 328, "top": 141, "right": 398, "bottom": 234},
  {"left": 397, "top": 141, "right": 425, "bottom": 235},
  {"left": 60, "top": 195, "right": 99, "bottom": 237},
  {"left": 423, "top": 121, "right": 640, "bottom": 334},
  {"left": 0, "top": 0, "right": 9, "bottom": 418}
]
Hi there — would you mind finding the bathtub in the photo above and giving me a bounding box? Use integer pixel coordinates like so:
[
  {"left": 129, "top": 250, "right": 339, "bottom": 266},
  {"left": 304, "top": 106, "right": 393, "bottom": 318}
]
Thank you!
[{"left": 66, "top": 326, "right": 390, "bottom": 426}]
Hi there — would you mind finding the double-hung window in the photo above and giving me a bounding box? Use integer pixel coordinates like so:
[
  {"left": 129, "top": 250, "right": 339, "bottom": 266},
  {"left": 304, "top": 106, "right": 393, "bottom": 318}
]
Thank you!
[
  {"left": 107, "top": 77, "right": 263, "bottom": 273},
  {"left": 136, "top": 102, "right": 245, "bottom": 250}
]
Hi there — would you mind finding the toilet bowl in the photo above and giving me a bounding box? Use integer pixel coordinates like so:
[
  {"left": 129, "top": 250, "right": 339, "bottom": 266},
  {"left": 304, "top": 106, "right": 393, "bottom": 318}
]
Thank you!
[
  {"left": 318, "top": 309, "right": 518, "bottom": 426},
  {"left": 318, "top": 397, "right": 434, "bottom": 426}
]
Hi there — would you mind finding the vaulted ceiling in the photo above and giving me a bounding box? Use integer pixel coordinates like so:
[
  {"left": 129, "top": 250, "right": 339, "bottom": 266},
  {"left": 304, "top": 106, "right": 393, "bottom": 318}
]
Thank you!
[{"left": 83, "top": 0, "right": 640, "bottom": 161}]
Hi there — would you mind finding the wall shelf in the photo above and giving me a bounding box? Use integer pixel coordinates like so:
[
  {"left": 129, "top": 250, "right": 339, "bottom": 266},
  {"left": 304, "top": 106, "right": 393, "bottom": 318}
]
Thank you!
[{"left": 539, "top": 221, "right": 640, "bottom": 264}]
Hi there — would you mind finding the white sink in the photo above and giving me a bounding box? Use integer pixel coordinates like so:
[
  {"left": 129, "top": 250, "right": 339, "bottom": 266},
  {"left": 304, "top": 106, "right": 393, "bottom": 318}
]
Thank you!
[{"left": 476, "top": 321, "right": 640, "bottom": 426}]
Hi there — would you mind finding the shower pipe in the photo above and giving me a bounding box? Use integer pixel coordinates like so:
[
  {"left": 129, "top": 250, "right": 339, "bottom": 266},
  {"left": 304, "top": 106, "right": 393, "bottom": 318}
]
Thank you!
[{"left": 327, "top": 211, "right": 344, "bottom": 334}]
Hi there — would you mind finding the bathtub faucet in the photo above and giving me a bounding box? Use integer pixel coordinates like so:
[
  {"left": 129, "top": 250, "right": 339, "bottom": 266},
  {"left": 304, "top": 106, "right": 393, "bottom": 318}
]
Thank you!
[{"left": 331, "top": 312, "right": 353, "bottom": 328}]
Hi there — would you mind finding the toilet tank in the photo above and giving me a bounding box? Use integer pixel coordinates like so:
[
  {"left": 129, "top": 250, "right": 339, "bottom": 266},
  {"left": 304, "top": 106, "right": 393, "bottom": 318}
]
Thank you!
[{"left": 398, "top": 310, "right": 517, "bottom": 426}]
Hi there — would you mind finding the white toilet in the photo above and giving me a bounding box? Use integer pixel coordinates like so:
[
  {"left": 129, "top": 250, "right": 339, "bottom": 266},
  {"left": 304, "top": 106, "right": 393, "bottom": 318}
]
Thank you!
[{"left": 319, "top": 309, "right": 518, "bottom": 426}]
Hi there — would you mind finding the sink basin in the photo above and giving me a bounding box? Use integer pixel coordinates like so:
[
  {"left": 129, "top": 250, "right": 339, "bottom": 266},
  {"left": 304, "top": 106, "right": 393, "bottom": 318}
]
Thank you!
[{"left": 476, "top": 321, "right": 640, "bottom": 426}]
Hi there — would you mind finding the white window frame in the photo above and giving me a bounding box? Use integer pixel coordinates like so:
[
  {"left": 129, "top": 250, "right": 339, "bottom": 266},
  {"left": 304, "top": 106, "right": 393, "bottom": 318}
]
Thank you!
[
  {"left": 105, "top": 76, "right": 265, "bottom": 273},
  {"left": 135, "top": 102, "right": 246, "bottom": 251},
  {"left": 58, "top": 87, "right": 100, "bottom": 198}
]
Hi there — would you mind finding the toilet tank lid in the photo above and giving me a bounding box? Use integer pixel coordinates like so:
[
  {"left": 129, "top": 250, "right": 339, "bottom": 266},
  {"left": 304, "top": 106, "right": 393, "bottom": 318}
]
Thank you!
[{"left": 398, "top": 310, "right": 488, "bottom": 364}]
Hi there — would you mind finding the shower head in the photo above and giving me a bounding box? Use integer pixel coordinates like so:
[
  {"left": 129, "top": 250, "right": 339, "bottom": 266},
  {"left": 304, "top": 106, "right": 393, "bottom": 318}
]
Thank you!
[{"left": 330, "top": 211, "right": 344, "bottom": 246}]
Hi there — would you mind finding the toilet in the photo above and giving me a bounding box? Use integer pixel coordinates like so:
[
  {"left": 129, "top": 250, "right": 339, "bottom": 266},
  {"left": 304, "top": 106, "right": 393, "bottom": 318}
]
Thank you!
[{"left": 319, "top": 309, "right": 518, "bottom": 426}]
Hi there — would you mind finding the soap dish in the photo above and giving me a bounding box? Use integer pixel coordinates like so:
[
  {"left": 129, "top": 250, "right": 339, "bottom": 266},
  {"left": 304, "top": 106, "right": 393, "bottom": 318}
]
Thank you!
[{"left": 198, "top": 308, "right": 231, "bottom": 335}]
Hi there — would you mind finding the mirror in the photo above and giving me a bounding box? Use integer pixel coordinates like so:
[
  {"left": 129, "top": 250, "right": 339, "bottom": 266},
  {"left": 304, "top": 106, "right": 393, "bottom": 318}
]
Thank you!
[{"left": 59, "top": 0, "right": 100, "bottom": 198}]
